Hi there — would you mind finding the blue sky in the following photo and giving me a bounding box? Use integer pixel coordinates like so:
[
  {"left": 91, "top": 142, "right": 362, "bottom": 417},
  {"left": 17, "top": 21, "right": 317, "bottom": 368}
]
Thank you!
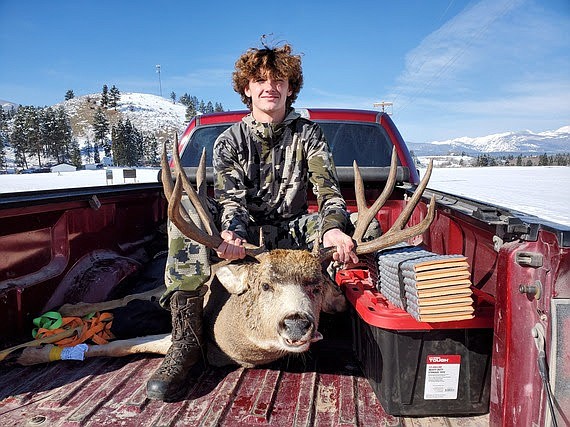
[{"left": 0, "top": 0, "right": 568, "bottom": 143}]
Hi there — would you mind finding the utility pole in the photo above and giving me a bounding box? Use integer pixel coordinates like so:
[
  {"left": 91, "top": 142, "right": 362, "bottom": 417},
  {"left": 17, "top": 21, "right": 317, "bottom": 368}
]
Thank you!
[
  {"left": 156, "top": 65, "right": 162, "bottom": 97},
  {"left": 373, "top": 101, "right": 393, "bottom": 115}
]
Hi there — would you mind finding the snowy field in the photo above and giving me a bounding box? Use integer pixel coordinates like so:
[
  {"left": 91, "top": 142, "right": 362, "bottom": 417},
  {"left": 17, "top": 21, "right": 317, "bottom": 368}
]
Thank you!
[
  {"left": 0, "top": 167, "right": 162, "bottom": 193},
  {"left": 425, "top": 166, "right": 570, "bottom": 227},
  {"left": 0, "top": 166, "right": 568, "bottom": 227}
]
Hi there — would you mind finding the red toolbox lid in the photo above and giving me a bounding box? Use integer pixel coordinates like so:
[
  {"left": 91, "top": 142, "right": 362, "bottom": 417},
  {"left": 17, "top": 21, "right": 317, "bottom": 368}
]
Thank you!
[{"left": 337, "top": 268, "right": 495, "bottom": 331}]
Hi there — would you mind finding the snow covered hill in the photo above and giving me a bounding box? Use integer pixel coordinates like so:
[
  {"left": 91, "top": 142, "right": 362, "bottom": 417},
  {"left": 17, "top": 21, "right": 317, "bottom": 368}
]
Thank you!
[
  {"left": 1, "top": 99, "right": 19, "bottom": 112},
  {"left": 408, "top": 126, "right": 570, "bottom": 156},
  {"left": 55, "top": 92, "right": 188, "bottom": 145}
]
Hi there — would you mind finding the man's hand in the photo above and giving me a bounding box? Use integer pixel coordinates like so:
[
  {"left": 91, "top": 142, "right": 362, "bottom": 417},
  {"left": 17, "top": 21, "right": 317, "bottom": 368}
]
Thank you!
[
  {"left": 216, "top": 230, "right": 246, "bottom": 260},
  {"left": 322, "top": 228, "right": 359, "bottom": 265}
]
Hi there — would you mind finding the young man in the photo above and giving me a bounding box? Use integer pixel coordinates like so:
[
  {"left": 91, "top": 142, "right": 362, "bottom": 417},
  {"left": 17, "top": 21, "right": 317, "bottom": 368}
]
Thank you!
[
  {"left": 214, "top": 43, "right": 358, "bottom": 262},
  {"left": 147, "top": 43, "right": 358, "bottom": 402}
]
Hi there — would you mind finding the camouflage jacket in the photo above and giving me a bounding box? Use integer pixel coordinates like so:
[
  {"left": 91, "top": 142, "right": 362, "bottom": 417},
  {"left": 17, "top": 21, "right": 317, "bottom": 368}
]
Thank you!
[{"left": 213, "top": 109, "right": 349, "bottom": 240}]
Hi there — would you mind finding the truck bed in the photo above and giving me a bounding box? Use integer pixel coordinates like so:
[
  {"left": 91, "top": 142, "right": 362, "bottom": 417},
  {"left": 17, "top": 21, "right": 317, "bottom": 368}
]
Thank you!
[
  {"left": 5, "top": 182, "right": 563, "bottom": 426},
  {"left": 0, "top": 311, "right": 488, "bottom": 426}
]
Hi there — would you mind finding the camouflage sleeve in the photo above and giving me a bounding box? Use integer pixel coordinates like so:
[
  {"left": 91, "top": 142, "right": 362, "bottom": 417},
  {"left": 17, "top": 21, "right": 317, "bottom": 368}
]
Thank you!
[
  {"left": 306, "top": 124, "right": 349, "bottom": 236},
  {"left": 212, "top": 134, "right": 250, "bottom": 238}
]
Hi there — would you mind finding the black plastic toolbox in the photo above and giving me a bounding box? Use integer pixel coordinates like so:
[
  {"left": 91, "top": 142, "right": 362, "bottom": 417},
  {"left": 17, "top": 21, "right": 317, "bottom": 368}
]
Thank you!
[{"left": 337, "top": 269, "right": 494, "bottom": 416}]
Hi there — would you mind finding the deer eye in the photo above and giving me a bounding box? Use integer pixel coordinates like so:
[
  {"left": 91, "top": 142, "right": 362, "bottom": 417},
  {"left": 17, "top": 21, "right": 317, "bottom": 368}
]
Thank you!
[{"left": 261, "top": 283, "right": 272, "bottom": 292}]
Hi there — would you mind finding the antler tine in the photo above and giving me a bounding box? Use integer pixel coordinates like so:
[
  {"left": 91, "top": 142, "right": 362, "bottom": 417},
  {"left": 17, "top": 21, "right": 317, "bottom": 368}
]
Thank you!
[
  {"left": 171, "top": 135, "right": 217, "bottom": 237},
  {"left": 161, "top": 139, "right": 174, "bottom": 201},
  {"left": 318, "top": 154, "right": 436, "bottom": 263},
  {"left": 354, "top": 159, "right": 436, "bottom": 255},
  {"left": 196, "top": 147, "right": 207, "bottom": 199},
  {"left": 352, "top": 147, "right": 398, "bottom": 243},
  {"left": 161, "top": 136, "right": 267, "bottom": 259},
  {"left": 353, "top": 159, "right": 367, "bottom": 216},
  {"left": 390, "top": 159, "right": 434, "bottom": 231},
  {"left": 355, "top": 195, "right": 436, "bottom": 254},
  {"left": 167, "top": 174, "right": 224, "bottom": 249}
]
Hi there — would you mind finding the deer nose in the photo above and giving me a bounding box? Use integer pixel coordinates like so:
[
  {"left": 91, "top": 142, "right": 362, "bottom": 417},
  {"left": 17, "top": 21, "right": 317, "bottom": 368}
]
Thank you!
[{"left": 281, "top": 314, "right": 313, "bottom": 341}]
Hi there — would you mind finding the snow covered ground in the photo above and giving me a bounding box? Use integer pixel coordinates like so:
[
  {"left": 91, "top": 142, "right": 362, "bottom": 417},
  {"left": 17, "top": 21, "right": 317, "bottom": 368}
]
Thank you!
[
  {"left": 424, "top": 166, "right": 570, "bottom": 227},
  {"left": 0, "top": 166, "right": 568, "bottom": 227},
  {"left": 0, "top": 167, "right": 161, "bottom": 193}
]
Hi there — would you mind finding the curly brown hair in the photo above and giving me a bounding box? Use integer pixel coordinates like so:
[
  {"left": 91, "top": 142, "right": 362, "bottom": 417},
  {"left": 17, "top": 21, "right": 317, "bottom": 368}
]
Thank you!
[{"left": 232, "top": 43, "right": 303, "bottom": 110}]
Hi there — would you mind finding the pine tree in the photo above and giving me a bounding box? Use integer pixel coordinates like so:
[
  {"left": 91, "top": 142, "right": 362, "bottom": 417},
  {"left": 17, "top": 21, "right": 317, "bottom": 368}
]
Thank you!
[
  {"left": 109, "top": 85, "right": 121, "bottom": 110},
  {"left": 170, "top": 92, "right": 176, "bottom": 104},
  {"left": 143, "top": 134, "right": 159, "bottom": 166},
  {"left": 69, "top": 139, "right": 82, "bottom": 167},
  {"left": 92, "top": 107, "right": 109, "bottom": 161},
  {"left": 179, "top": 93, "right": 191, "bottom": 106},
  {"left": 0, "top": 142, "right": 5, "bottom": 172},
  {"left": 133, "top": 124, "right": 144, "bottom": 166},
  {"left": 65, "top": 90, "right": 75, "bottom": 101},
  {"left": 0, "top": 108, "right": 6, "bottom": 170},
  {"left": 40, "top": 107, "right": 61, "bottom": 163},
  {"left": 93, "top": 142, "right": 101, "bottom": 164},
  {"left": 101, "top": 84, "right": 109, "bottom": 108},
  {"left": 56, "top": 107, "right": 72, "bottom": 163},
  {"left": 28, "top": 106, "right": 44, "bottom": 167},
  {"left": 11, "top": 106, "right": 42, "bottom": 168},
  {"left": 112, "top": 119, "right": 144, "bottom": 166},
  {"left": 15, "top": 145, "right": 27, "bottom": 169},
  {"left": 39, "top": 106, "right": 71, "bottom": 164},
  {"left": 84, "top": 138, "right": 93, "bottom": 163},
  {"left": 0, "top": 108, "right": 8, "bottom": 154},
  {"left": 111, "top": 121, "right": 124, "bottom": 166},
  {"left": 214, "top": 102, "right": 224, "bottom": 112},
  {"left": 205, "top": 101, "right": 214, "bottom": 113},
  {"left": 554, "top": 153, "right": 568, "bottom": 166},
  {"left": 476, "top": 154, "right": 493, "bottom": 167},
  {"left": 185, "top": 101, "right": 197, "bottom": 121}
]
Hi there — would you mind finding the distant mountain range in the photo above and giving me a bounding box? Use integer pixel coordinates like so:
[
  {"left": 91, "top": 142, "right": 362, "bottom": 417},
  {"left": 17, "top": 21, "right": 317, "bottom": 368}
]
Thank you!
[
  {"left": 3, "top": 92, "right": 568, "bottom": 155},
  {"left": 407, "top": 126, "right": 570, "bottom": 156}
]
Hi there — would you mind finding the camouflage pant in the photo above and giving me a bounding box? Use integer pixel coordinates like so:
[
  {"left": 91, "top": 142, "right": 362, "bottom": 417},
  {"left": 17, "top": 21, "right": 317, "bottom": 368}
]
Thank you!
[{"left": 160, "top": 196, "right": 380, "bottom": 308}]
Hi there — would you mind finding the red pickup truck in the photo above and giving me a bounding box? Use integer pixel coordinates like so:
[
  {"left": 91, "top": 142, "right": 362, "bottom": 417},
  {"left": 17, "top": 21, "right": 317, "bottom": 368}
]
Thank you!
[{"left": 0, "top": 109, "right": 567, "bottom": 426}]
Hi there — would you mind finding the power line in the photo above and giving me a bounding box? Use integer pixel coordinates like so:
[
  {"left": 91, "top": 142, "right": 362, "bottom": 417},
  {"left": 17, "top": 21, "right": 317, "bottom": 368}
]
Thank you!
[
  {"left": 393, "top": 0, "right": 457, "bottom": 105},
  {"left": 391, "top": 0, "right": 517, "bottom": 114}
]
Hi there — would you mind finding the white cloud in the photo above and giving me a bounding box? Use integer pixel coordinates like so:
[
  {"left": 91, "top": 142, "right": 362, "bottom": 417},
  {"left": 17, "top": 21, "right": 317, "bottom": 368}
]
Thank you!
[
  {"left": 392, "top": 0, "right": 526, "bottom": 103},
  {"left": 389, "top": 0, "right": 570, "bottom": 142}
]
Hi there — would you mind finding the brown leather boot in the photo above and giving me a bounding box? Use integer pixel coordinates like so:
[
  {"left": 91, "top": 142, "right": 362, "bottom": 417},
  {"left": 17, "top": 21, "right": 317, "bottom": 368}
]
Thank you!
[{"left": 146, "top": 287, "right": 206, "bottom": 401}]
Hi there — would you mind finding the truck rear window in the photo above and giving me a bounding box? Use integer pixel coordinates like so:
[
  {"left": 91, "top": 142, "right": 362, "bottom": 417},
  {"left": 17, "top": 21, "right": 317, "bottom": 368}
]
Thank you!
[{"left": 181, "top": 122, "right": 394, "bottom": 168}]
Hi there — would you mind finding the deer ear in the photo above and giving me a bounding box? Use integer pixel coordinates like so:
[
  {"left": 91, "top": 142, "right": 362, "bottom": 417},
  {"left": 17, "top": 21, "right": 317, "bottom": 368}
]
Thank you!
[{"left": 216, "top": 264, "right": 250, "bottom": 294}]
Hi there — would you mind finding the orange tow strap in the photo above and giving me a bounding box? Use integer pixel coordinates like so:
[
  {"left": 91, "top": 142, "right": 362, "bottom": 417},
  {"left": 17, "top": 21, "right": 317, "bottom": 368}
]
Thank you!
[{"left": 34, "top": 312, "right": 115, "bottom": 347}]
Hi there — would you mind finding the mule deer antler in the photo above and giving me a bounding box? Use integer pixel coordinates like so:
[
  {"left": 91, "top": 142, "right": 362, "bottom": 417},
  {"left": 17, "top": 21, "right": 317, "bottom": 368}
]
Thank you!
[
  {"left": 161, "top": 137, "right": 265, "bottom": 257},
  {"left": 320, "top": 147, "right": 436, "bottom": 261}
]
